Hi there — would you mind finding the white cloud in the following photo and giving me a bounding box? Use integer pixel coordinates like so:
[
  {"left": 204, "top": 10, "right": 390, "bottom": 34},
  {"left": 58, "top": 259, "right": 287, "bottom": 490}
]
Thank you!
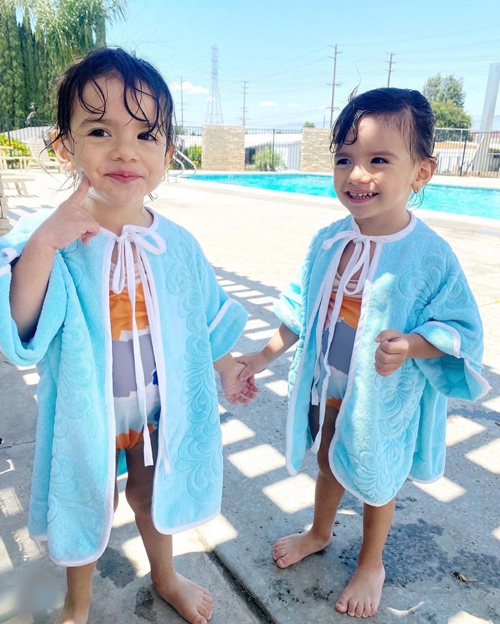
[
  {"left": 171, "top": 81, "right": 209, "bottom": 95},
  {"left": 287, "top": 103, "right": 300, "bottom": 108},
  {"left": 260, "top": 101, "right": 278, "bottom": 107}
]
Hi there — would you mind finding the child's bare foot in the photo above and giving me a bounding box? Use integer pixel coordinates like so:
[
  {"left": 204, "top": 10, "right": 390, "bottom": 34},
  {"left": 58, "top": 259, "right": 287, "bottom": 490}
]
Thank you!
[
  {"left": 153, "top": 571, "right": 213, "bottom": 624},
  {"left": 272, "top": 530, "right": 333, "bottom": 569},
  {"left": 54, "top": 597, "right": 90, "bottom": 624},
  {"left": 335, "top": 563, "right": 385, "bottom": 617}
]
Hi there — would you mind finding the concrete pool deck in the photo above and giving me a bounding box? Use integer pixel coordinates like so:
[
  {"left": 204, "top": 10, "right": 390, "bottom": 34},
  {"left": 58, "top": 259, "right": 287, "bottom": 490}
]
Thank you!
[{"left": 1, "top": 172, "right": 499, "bottom": 624}]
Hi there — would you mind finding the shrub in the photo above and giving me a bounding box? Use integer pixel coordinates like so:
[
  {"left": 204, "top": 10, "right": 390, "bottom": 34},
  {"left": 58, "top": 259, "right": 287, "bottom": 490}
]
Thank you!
[
  {"left": 0, "top": 134, "right": 31, "bottom": 169},
  {"left": 252, "top": 145, "right": 286, "bottom": 171}
]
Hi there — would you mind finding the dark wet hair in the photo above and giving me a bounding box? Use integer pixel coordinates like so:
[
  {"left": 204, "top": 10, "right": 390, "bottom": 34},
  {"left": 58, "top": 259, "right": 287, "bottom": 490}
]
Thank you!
[
  {"left": 331, "top": 88, "right": 435, "bottom": 162},
  {"left": 53, "top": 47, "right": 175, "bottom": 151}
]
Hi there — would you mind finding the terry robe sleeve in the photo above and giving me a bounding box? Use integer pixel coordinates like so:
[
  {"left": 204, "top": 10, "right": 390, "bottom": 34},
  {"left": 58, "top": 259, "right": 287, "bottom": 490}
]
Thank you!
[
  {"left": 0, "top": 213, "right": 70, "bottom": 550},
  {"left": 0, "top": 214, "right": 67, "bottom": 366},
  {"left": 410, "top": 251, "right": 489, "bottom": 401}
]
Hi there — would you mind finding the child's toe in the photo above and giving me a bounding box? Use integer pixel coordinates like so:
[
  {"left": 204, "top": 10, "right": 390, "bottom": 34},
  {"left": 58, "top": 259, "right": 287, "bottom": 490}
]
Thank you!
[
  {"left": 362, "top": 603, "right": 372, "bottom": 618},
  {"left": 355, "top": 602, "right": 364, "bottom": 617},
  {"left": 335, "top": 596, "right": 348, "bottom": 613},
  {"left": 348, "top": 599, "right": 358, "bottom": 617},
  {"left": 192, "top": 616, "right": 207, "bottom": 624},
  {"left": 276, "top": 555, "right": 291, "bottom": 568}
]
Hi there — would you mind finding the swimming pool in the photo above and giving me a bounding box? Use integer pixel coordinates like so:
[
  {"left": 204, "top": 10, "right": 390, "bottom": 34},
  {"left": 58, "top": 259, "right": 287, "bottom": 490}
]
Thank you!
[{"left": 191, "top": 173, "right": 500, "bottom": 220}]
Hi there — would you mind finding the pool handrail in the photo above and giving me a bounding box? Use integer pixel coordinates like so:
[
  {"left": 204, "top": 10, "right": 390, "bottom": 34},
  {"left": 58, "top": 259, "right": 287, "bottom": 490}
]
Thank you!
[{"left": 169, "top": 148, "right": 197, "bottom": 183}]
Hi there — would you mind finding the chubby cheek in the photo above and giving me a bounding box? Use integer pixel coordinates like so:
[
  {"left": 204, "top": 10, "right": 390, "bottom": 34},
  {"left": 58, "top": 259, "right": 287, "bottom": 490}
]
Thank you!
[{"left": 333, "top": 170, "right": 344, "bottom": 195}]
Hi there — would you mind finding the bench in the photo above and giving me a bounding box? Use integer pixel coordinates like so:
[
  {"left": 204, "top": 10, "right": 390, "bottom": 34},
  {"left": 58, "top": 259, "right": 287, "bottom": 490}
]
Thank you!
[{"left": 1, "top": 175, "right": 35, "bottom": 197}]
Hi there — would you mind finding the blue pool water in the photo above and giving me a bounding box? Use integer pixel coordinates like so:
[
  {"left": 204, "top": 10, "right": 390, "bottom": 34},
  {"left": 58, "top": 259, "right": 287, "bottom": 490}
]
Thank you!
[{"left": 191, "top": 173, "right": 500, "bottom": 220}]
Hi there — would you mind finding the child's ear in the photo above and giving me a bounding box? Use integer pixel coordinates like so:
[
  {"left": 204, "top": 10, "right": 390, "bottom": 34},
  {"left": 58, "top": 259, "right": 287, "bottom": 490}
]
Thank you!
[
  {"left": 164, "top": 144, "right": 175, "bottom": 169},
  {"left": 52, "top": 129, "right": 75, "bottom": 173},
  {"left": 413, "top": 157, "right": 437, "bottom": 191}
]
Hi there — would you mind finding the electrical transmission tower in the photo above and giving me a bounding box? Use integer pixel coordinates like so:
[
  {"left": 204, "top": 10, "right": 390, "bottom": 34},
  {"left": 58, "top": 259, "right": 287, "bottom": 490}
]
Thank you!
[{"left": 205, "top": 45, "right": 224, "bottom": 125}]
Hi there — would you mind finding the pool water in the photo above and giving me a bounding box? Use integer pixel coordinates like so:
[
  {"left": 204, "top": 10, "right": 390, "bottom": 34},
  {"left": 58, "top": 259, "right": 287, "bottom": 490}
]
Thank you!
[{"left": 191, "top": 173, "right": 500, "bottom": 220}]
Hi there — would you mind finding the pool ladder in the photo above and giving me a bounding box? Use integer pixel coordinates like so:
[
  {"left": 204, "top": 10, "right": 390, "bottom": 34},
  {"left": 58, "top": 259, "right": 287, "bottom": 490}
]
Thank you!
[{"left": 169, "top": 148, "right": 197, "bottom": 183}]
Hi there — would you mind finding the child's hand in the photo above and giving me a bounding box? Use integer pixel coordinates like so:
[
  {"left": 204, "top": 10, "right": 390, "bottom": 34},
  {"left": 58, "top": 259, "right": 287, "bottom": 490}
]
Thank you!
[
  {"left": 220, "top": 361, "right": 259, "bottom": 405},
  {"left": 236, "top": 352, "right": 270, "bottom": 385},
  {"left": 33, "top": 175, "right": 100, "bottom": 250},
  {"left": 374, "top": 330, "right": 410, "bottom": 377}
]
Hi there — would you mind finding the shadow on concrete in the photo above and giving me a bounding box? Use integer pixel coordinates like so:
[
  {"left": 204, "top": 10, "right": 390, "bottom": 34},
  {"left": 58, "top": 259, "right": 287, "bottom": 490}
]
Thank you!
[
  {"left": 0, "top": 264, "right": 499, "bottom": 624},
  {"left": 207, "top": 265, "right": 500, "bottom": 624}
]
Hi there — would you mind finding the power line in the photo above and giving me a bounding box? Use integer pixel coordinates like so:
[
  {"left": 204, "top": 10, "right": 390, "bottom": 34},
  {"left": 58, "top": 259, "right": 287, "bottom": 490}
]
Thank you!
[
  {"left": 205, "top": 45, "right": 224, "bottom": 125},
  {"left": 386, "top": 52, "right": 395, "bottom": 87},
  {"left": 336, "top": 25, "right": 499, "bottom": 47}
]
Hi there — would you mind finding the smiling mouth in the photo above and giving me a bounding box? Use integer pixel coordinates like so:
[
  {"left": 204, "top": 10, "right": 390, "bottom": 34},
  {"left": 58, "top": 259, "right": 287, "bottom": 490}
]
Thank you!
[
  {"left": 345, "top": 191, "right": 379, "bottom": 204},
  {"left": 347, "top": 191, "right": 378, "bottom": 199},
  {"left": 106, "top": 172, "right": 142, "bottom": 183}
]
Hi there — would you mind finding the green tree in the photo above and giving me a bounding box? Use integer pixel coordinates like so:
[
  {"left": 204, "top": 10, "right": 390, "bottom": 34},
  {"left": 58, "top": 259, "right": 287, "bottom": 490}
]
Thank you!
[
  {"left": 431, "top": 101, "right": 472, "bottom": 141},
  {"left": 423, "top": 74, "right": 466, "bottom": 108},
  {"left": 303, "top": 121, "right": 315, "bottom": 128},
  {"left": 19, "top": 12, "right": 37, "bottom": 118},
  {"left": 0, "top": 2, "right": 25, "bottom": 119},
  {"left": 0, "top": 0, "right": 127, "bottom": 124},
  {"left": 423, "top": 73, "right": 471, "bottom": 140}
]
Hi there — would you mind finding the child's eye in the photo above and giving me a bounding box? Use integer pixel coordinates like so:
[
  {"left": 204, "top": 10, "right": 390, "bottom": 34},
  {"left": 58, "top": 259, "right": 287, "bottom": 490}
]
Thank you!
[
  {"left": 138, "top": 132, "right": 158, "bottom": 142},
  {"left": 88, "top": 128, "right": 110, "bottom": 138},
  {"left": 335, "top": 158, "right": 351, "bottom": 165},
  {"left": 372, "top": 157, "right": 388, "bottom": 164}
]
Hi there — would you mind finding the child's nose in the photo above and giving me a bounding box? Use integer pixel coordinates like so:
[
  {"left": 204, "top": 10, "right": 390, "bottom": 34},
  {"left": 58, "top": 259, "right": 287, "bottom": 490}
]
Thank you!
[
  {"left": 348, "top": 165, "right": 371, "bottom": 184},
  {"left": 111, "top": 137, "right": 139, "bottom": 161}
]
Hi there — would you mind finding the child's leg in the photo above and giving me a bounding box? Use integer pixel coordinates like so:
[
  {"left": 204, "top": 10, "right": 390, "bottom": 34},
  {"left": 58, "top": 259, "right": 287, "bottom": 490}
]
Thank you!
[
  {"left": 335, "top": 498, "right": 395, "bottom": 618},
  {"left": 273, "top": 406, "right": 345, "bottom": 568},
  {"left": 55, "top": 469, "right": 120, "bottom": 624},
  {"left": 54, "top": 563, "right": 96, "bottom": 624},
  {"left": 125, "top": 431, "right": 213, "bottom": 624}
]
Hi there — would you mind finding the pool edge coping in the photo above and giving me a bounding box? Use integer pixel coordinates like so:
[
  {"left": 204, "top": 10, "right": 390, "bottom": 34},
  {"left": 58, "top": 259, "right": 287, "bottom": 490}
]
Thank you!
[{"left": 175, "top": 177, "right": 500, "bottom": 230}]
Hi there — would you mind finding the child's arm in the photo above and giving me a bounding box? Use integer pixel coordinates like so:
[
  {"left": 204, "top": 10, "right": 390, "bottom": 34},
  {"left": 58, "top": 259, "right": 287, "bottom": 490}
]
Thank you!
[
  {"left": 237, "top": 323, "right": 299, "bottom": 382},
  {"left": 214, "top": 353, "right": 259, "bottom": 405},
  {"left": 374, "top": 329, "right": 444, "bottom": 377},
  {"left": 10, "top": 177, "right": 99, "bottom": 341}
]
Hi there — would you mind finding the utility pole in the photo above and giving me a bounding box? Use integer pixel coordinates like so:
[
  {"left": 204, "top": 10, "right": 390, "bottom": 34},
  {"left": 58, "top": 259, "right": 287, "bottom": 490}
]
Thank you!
[
  {"left": 241, "top": 81, "right": 249, "bottom": 126},
  {"left": 386, "top": 52, "right": 395, "bottom": 87},
  {"left": 328, "top": 44, "right": 341, "bottom": 128},
  {"left": 179, "top": 75, "right": 185, "bottom": 130}
]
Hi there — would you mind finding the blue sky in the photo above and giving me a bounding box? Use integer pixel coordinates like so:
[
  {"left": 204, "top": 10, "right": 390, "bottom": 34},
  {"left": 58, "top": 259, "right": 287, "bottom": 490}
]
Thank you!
[{"left": 107, "top": 0, "right": 500, "bottom": 129}]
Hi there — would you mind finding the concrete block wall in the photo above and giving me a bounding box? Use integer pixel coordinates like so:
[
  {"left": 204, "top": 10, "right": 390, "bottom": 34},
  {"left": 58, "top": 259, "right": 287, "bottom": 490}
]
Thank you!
[
  {"left": 300, "top": 127, "right": 333, "bottom": 173},
  {"left": 202, "top": 125, "right": 246, "bottom": 171}
]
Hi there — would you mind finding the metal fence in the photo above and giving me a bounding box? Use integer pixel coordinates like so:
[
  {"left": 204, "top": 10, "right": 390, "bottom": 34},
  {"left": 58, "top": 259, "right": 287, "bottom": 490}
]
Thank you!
[
  {"left": 174, "top": 125, "right": 202, "bottom": 169},
  {"left": 434, "top": 129, "right": 500, "bottom": 177},
  {"left": 0, "top": 118, "right": 52, "bottom": 145},
  {"left": 245, "top": 128, "right": 302, "bottom": 171}
]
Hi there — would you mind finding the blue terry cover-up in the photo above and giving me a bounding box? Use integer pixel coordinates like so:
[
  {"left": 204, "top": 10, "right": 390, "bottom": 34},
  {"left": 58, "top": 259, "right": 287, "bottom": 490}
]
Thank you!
[
  {"left": 274, "top": 213, "right": 489, "bottom": 507},
  {"left": 0, "top": 209, "right": 247, "bottom": 565}
]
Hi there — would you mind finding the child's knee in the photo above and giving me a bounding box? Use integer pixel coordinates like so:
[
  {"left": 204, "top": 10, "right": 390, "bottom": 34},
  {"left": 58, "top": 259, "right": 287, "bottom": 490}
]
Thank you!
[
  {"left": 125, "top": 481, "right": 152, "bottom": 517},
  {"left": 317, "top": 447, "right": 334, "bottom": 478}
]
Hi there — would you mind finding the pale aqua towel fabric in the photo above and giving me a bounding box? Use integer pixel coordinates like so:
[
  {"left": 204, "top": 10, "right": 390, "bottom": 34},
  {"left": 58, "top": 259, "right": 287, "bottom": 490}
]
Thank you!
[
  {"left": 275, "top": 214, "right": 489, "bottom": 506},
  {"left": 0, "top": 209, "right": 247, "bottom": 564}
]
